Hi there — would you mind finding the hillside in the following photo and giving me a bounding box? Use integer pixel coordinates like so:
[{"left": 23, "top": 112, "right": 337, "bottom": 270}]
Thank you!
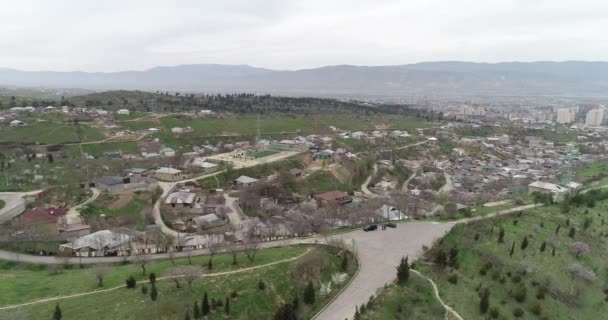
[{"left": 1, "top": 61, "right": 608, "bottom": 97}]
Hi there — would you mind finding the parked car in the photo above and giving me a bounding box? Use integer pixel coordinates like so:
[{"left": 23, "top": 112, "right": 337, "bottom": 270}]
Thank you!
[
  {"left": 363, "top": 224, "right": 378, "bottom": 232},
  {"left": 385, "top": 222, "right": 397, "bottom": 228}
]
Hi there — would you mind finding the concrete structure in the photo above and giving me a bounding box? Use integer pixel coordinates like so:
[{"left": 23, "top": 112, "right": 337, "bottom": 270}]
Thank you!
[
  {"left": 93, "top": 176, "right": 158, "bottom": 193},
  {"left": 9, "top": 120, "right": 25, "bottom": 126},
  {"left": 60, "top": 230, "right": 133, "bottom": 257},
  {"left": 153, "top": 167, "right": 186, "bottom": 181},
  {"left": 234, "top": 175, "right": 259, "bottom": 187},
  {"left": 165, "top": 191, "right": 199, "bottom": 208},
  {"left": 557, "top": 108, "right": 576, "bottom": 124},
  {"left": 159, "top": 147, "right": 176, "bottom": 157},
  {"left": 528, "top": 181, "right": 568, "bottom": 201},
  {"left": 315, "top": 191, "right": 352, "bottom": 205},
  {"left": 585, "top": 108, "right": 605, "bottom": 127},
  {"left": 116, "top": 109, "right": 130, "bottom": 115}
]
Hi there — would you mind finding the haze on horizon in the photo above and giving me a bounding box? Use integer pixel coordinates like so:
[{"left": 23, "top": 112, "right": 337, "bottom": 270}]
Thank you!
[{"left": 1, "top": 0, "right": 607, "bottom": 73}]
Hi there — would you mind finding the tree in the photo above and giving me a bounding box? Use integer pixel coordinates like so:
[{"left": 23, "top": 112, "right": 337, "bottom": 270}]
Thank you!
[
  {"left": 53, "top": 303, "right": 62, "bottom": 320},
  {"left": 434, "top": 250, "right": 447, "bottom": 268},
  {"left": 273, "top": 303, "right": 297, "bottom": 320},
  {"left": 258, "top": 279, "right": 266, "bottom": 290},
  {"left": 202, "top": 292, "right": 210, "bottom": 316},
  {"left": 498, "top": 226, "right": 505, "bottom": 243},
  {"left": 243, "top": 233, "right": 260, "bottom": 262},
  {"left": 224, "top": 297, "right": 230, "bottom": 315},
  {"left": 193, "top": 302, "right": 201, "bottom": 320},
  {"left": 184, "top": 310, "right": 190, "bottom": 320},
  {"left": 150, "top": 284, "right": 158, "bottom": 301},
  {"left": 479, "top": 288, "right": 490, "bottom": 314},
  {"left": 303, "top": 281, "right": 315, "bottom": 305},
  {"left": 92, "top": 265, "right": 112, "bottom": 287},
  {"left": 227, "top": 245, "right": 239, "bottom": 265},
  {"left": 132, "top": 254, "right": 150, "bottom": 276},
  {"left": 149, "top": 272, "right": 156, "bottom": 285},
  {"left": 520, "top": 236, "right": 529, "bottom": 250},
  {"left": 570, "top": 242, "right": 590, "bottom": 257},
  {"left": 341, "top": 254, "right": 348, "bottom": 271},
  {"left": 569, "top": 227, "right": 576, "bottom": 239},
  {"left": 540, "top": 241, "right": 546, "bottom": 252},
  {"left": 206, "top": 234, "right": 222, "bottom": 270},
  {"left": 509, "top": 241, "right": 515, "bottom": 257},
  {"left": 396, "top": 256, "right": 410, "bottom": 284},
  {"left": 126, "top": 276, "right": 137, "bottom": 288}
]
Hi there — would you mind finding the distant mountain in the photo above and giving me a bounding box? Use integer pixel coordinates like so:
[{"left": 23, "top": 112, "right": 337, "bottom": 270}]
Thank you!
[{"left": 1, "top": 61, "right": 608, "bottom": 97}]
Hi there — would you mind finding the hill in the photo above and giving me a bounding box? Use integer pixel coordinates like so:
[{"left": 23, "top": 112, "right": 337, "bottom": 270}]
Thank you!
[{"left": 1, "top": 61, "right": 608, "bottom": 97}]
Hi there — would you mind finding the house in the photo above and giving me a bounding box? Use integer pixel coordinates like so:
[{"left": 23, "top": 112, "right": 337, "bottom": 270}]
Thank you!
[
  {"left": 313, "top": 150, "right": 333, "bottom": 160},
  {"left": 376, "top": 205, "right": 407, "bottom": 221},
  {"left": 192, "top": 213, "right": 225, "bottom": 229},
  {"left": 57, "top": 216, "right": 91, "bottom": 240},
  {"left": 59, "top": 230, "right": 133, "bottom": 257},
  {"left": 153, "top": 167, "right": 186, "bottom": 181},
  {"left": 351, "top": 131, "right": 367, "bottom": 140},
  {"left": 116, "top": 109, "right": 130, "bottom": 115},
  {"left": 191, "top": 158, "right": 219, "bottom": 171},
  {"left": 171, "top": 127, "right": 184, "bottom": 133},
  {"left": 314, "top": 191, "right": 352, "bottom": 205},
  {"left": 124, "top": 168, "right": 151, "bottom": 177},
  {"left": 235, "top": 175, "right": 258, "bottom": 187},
  {"left": 93, "top": 176, "right": 128, "bottom": 193},
  {"left": 159, "top": 147, "right": 176, "bottom": 157},
  {"left": 21, "top": 207, "right": 68, "bottom": 233},
  {"left": 9, "top": 120, "right": 25, "bottom": 126},
  {"left": 528, "top": 181, "right": 568, "bottom": 200},
  {"left": 165, "top": 191, "right": 199, "bottom": 208},
  {"left": 289, "top": 168, "right": 304, "bottom": 177}
]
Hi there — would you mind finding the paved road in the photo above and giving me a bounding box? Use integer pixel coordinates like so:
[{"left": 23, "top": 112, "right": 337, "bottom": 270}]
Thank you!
[
  {"left": 360, "top": 164, "right": 377, "bottom": 195},
  {"left": 65, "top": 188, "right": 100, "bottom": 224},
  {"left": 0, "top": 190, "right": 42, "bottom": 224}
]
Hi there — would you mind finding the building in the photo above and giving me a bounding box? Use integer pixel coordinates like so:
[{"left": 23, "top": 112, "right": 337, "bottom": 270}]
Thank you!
[
  {"left": 557, "top": 108, "right": 576, "bottom": 124},
  {"left": 165, "top": 191, "right": 199, "bottom": 208},
  {"left": 234, "top": 175, "right": 259, "bottom": 187},
  {"left": 59, "top": 230, "right": 133, "bottom": 257},
  {"left": 314, "top": 191, "right": 352, "bottom": 205},
  {"left": 116, "top": 109, "right": 130, "bottom": 115},
  {"left": 153, "top": 167, "right": 186, "bottom": 181},
  {"left": 92, "top": 176, "right": 158, "bottom": 193},
  {"left": 192, "top": 213, "right": 225, "bottom": 229},
  {"left": 376, "top": 205, "right": 407, "bottom": 221},
  {"left": 585, "top": 108, "right": 605, "bottom": 127},
  {"left": 93, "top": 176, "right": 128, "bottom": 193},
  {"left": 528, "top": 181, "right": 568, "bottom": 201},
  {"left": 159, "top": 147, "right": 176, "bottom": 157},
  {"left": 9, "top": 120, "right": 25, "bottom": 126},
  {"left": 289, "top": 168, "right": 304, "bottom": 177}
]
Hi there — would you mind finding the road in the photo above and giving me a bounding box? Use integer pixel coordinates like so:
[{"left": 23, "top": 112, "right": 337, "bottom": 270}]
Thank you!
[
  {"left": 360, "top": 164, "right": 377, "bottom": 195},
  {"left": 65, "top": 188, "right": 100, "bottom": 224},
  {"left": 0, "top": 190, "right": 43, "bottom": 224}
]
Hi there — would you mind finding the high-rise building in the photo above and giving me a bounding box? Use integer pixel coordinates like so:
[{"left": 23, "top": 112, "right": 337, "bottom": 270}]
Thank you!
[
  {"left": 585, "top": 108, "right": 605, "bottom": 127},
  {"left": 556, "top": 108, "right": 576, "bottom": 124}
]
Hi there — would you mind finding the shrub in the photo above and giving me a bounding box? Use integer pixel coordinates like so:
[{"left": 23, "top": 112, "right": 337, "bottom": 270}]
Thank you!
[
  {"left": 490, "top": 307, "right": 500, "bottom": 319},
  {"left": 125, "top": 276, "right": 137, "bottom": 288},
  {"left": 141, "top": 285, "right": 148, "bottom": 295},
  {"left": 303, "top": 281, "right": 315, "bottom": 305},
  {"left": 536, "top": 286, "right": 546, "bottom": 300},
  {"left": 258, "top": 279, "right": 266, "bottom": 291},
  {"left": 569, "top": 227, "right": 576, "bottom": 238},
  {"left": 520, "top": 236, "right": 529, "bottom": 250},
  {"left": 447, "top": 273, "right": 459, "bottom": 285},
  {"left": 513, "top": 285, "right": 527, "bottom": 303},
  {"left": 479, "top": 288, "right": 490, "bottom": 314},
  {"left": 513, "top": 307, "right": 524, "bottom": 317},
  {"left": 474, "top": 233, "right": 480, "bottom": 241},
  {"left": 230, "top": 290, "right": 239, "bottom": 298},
  {"left": 530, "top": 302, "right": 542, "bottom": 315},
  {"left": 498, "top": 226, "right": 505, "bottom": 243}
]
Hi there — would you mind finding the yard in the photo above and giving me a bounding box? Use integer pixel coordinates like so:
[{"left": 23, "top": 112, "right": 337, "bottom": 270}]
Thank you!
[
  {"left": 0, "top": 245, "right": 357, "bottom": 320},
  {"left": 415, "top": 196, "right": 608, "bottom": 320},
  {"left": 0, "top": 122, "right": 105, "bottom": 144},
  {"left": 80, "top": 191, "right": 160, "bottom": 231}
]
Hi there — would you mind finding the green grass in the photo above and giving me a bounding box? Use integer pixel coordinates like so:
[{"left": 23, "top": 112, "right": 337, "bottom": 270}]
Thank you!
[
  {"left": 81, "top": 141, "right": 140, "bottom": 157},
  {"left": 247, "top": 150, "right": 278, "bottom": 159},
  {"left": 298, "top": 171, "right": 354, "bottom": 194},
  {"left": 0, "top": 122, "right": 105, "bottom": 144},
  {"left": 0, "top": 199, "right": 5, "bottom": 209},
  {"left": 159, "top": 115, "right": 314, "bottom": 135},
  {"left": 415, "top": 199, "right": 608, "bottom": 320},
  {"left": 81, "top": 193, "right": 155, "bottom": 230},
  {"left": 359, "top": 273, "right": 445, "bottom": 319},
  {"left": 0, "top": 245, "right": 356, "bottom": 320},
  {"left": 113, "top": 112, "right": 152, "bottom": 121}
]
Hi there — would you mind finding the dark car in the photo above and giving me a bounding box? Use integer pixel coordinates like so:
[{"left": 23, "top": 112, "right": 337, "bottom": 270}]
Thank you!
[
  {"left": 363, "top": 224, "right": 378, "bottom": 232},
  {"left": 385, "top": 222, "right": 397, "bottom": 228}
]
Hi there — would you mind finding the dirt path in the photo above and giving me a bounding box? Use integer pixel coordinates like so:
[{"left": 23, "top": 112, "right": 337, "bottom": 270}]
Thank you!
[
  {"left": 360, "top": 164, "right": 378, "bottom": 195},
  {"left": 0, "top": 248, "right": 312, "bottom": 311},
  {"left": 66, "top": 188, "right": 100, "bottom": 224},
  {"left": 411, "top": 269, "right": 464, "bottom": 320}
]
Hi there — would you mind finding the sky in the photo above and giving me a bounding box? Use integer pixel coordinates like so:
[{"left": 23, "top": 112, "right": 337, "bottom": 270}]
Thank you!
[{"left": 1, "top": 0, "right": 607, "bottom": 72}]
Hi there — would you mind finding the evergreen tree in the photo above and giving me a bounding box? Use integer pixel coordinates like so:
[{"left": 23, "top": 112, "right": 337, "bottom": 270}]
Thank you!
[
  {"left": 184, "top": 310, "right": 191, "bottom": 320},
  {"left": 520, "top": 236, "right": 529, "bottom": 250},
  {"left": 150, "top": 284, "right": 158, "bottom": 301},
  {"left": 354, "top": 305, "right": 361, "bottom": 320},
  {"left": 396, "top": 256, "right": 410, "bottom": 284},
  {"left": 53, "top": 303, "right": 62, "bottom": 320},
  {"left": 555, "top": 225, "right": 561, "bottom": 235},
  {"left": 303, "top": 281, "right": 315, "bottom": 305},
  {"left": 540, "top": 241, "right": 546, "bottom": 252},
  {"left": 341, "top": 254, "right": 348, "bottom": 271},
  {"left": 193, "top": 301, "right": 201, "bottom": 320},
  {"left": 552, "top": 247, "right": 556, "bottom": 256},
  {"left": 258, "top": 279, "right": 266, "bottom": 290},
  {"left": 149, "top": 272, "right": 156, "bottom": 285},
  {"left": 509, "top": 241, "right": 515, "bottom": 257},
  {"left": 569, "top": 227, "right": 576, "bottom": 238},
  {"left": 202, "top": 292, "right": 210, "bottom": 315},
  {"left": 273, "top": 303, "right": 297, "bottom": 320},
  {"left": 225, "top": 297, "right": 230, "bottom": 315},
  {"left": 498, "top": 226, "right": 505, "bottom": 243},
  {"left": 479, "top": 288, "right": 490, "bottom": 314}
]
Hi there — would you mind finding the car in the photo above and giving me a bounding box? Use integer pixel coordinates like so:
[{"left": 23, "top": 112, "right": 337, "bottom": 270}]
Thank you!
[
  {"left": 363, "top": 224, "right": 378, "bottom": 232},
  {"left": 385, "top": 222, "right": 397, "bottom": 228}
]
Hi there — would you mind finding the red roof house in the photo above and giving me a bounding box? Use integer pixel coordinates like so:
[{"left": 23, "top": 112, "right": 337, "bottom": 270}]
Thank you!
[{"left": 22, "top": 207, "right": 67, "bottom": 225}]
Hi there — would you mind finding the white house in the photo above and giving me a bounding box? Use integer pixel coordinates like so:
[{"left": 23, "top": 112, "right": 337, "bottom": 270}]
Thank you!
[
  {"left": 9, "top": 120, "right": 25, "bottom": 126},
  {"left": 117, "top": 109, "right": 130, "bottom": 115},
  {"left": 59, "top": 230, "right": 132, "bottom": 257},
  {"left": 376, "top": 205, "right": 407, "bottom": 221},
  {"left": 171, "top": 127, "right": 184, "bottom": 133}
]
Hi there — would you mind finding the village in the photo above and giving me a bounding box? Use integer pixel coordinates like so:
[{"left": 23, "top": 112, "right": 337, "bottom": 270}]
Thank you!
[{"left": 2, "top": 104, "right": 608, "bottom": 261}]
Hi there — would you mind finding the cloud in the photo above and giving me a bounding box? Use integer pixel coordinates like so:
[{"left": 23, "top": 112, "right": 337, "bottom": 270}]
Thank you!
[{"left": 0, "top": 0, "right": 606, "bottom": 71}]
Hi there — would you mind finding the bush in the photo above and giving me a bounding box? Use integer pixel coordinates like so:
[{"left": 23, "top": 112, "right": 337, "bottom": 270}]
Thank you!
[
  {"left": 536, "top": 286, "right": 547, "bottom": 300},
  {"left": 126, "top": 276, "right": 137, "bottom": 288},
  {"left": 531, "top": 302, "right": 542, "bottom": 315},
  {"left": 513, "top": 307, "right": 524, "bottom": 317},
  {"left": 230, "top": 290, "right": 239, "bottom": 298},
  {"left": 258, "top": 279, "right": 266, "bottom": 291},
  {"left": 447, "top": 273, "right": 459, "bottom": 285},
  {"left": 513, "top": 285, "right": 527, "bottom": 303},
  {"left": 141, "top": 285, "right": 148, "bottom": 295},
  {"left": 490, "top": 307, "right": 500, "bottom": 319}
]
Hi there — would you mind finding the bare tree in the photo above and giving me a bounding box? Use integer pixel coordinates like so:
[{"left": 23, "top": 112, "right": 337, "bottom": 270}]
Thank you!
[
  {"left": 226, "top": 245, "right": 239, "bottom": 265},
  {"left": 181, "top": 265, "right": 203, "bottom": 290},
  {"left": 131, "top": 253, "right": 150, "bottom": 276},
  {"left": 243, "top": 232, "right": 260, "bottom": 263},
  {"left": 567, "top": 263, "right": 597, "bottom": 296},
  {"left": 206, "top": 234, "right": 223, "bottom": 269},
  {"left": 92, "top": 265, "right": 113, "bottom": 287},
  {"left": 570, "top": 242, "right": 590, "bottom": 257}
]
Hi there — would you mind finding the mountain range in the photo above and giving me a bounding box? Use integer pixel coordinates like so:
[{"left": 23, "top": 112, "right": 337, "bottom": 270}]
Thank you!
[{"left": 1, "top": 61, "right": 607, "bottom": 97}]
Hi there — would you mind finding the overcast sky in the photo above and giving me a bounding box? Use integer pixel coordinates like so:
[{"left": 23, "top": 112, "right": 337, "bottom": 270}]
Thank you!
[{"left": 1, "top": 0, "right": 607, "bottom": 72}]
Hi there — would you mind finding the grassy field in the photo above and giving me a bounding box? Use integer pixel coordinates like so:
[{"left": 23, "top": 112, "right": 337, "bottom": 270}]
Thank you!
[
  {"left": 415, "top": 197, "right": 608, "bottom": 320},
  {"left": 80, "top": 192, "right": 158, "bottom": 231},
  {"left": 299, "top": 171, "right": 354, "bottom": 194},
  {"left": 0, "top": 122, "right": 105, "bottom": 144},
  {"left": 0, "top": 245, "right": 356, "bottom": 320},
  {"left": 359, "top": 273, "right": 445, "bottom": 319},
  {"left": 113, "top": 112, "right": 152, "bottom": 121},
  {"left": 80, "top": 141, "right": 140, "bottom": 157}
]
